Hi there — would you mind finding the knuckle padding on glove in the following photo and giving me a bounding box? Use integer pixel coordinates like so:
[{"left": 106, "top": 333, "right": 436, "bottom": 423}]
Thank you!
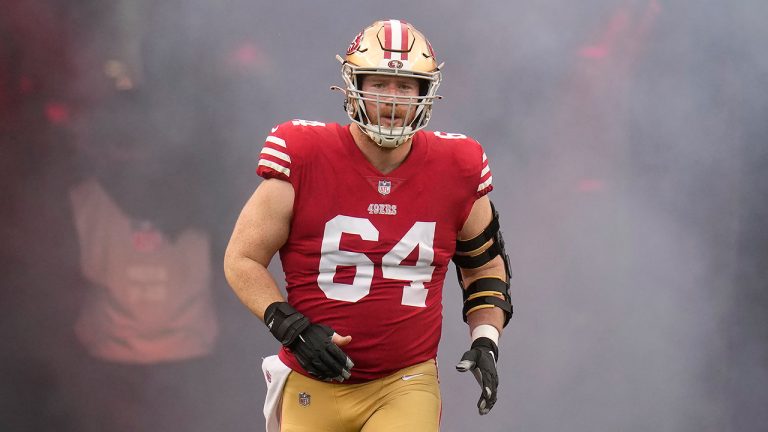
[
  {"left": 319, "top": 350, "right": 344, "bottom": 375},
  {"left": 325, "top": 343, "right": 349, "bottom": 366},
  {"left": 293, "top": 325, "right": 341, "bottom": 375},
  {"left": 295, "top": 343, "right": 334, "bottom": 376}
]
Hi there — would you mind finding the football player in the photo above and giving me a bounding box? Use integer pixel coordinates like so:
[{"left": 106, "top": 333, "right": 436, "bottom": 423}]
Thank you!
[{"left": 224, "top": 19, "right": 513, "bottom": 432}]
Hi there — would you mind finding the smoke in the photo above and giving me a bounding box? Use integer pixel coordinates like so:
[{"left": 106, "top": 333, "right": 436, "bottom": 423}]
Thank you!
[
  {"left": 438, "top": 1, "right": 766, "bottom": 431},
  {"left": 3, "top": 0, "right": 766, "bottom": 431}
]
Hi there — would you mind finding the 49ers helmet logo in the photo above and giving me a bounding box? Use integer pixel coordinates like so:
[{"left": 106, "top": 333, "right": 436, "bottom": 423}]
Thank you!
[
  {"left": 387, "top": 60, "right": 404, "bottom": 69},
  {"left": 347, "top": 31, "right": 364, "bottom": 55}
]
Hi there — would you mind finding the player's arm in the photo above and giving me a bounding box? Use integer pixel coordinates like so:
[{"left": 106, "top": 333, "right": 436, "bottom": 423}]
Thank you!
[
  {"left": 456, "top": 195, "right": 508, "bottom": 332},
  {"left": 224, "top": 178, "right": 354, "bottom": 382},
  {"left": 224, "top": 178, "right": 292, "bottom": 320},
  {"left": 453, "top": 195, "right": 513, "bottom": 415}
]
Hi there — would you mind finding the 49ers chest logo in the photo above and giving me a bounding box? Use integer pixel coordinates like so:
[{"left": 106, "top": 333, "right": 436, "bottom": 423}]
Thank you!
[{"left": 368, "top": 203, "right": 397, "bottom": 215}]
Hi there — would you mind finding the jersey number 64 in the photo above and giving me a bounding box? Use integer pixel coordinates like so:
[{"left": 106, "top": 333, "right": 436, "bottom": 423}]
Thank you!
[{"left": 317, "top": 215, "right": 436, "bottom": 308}]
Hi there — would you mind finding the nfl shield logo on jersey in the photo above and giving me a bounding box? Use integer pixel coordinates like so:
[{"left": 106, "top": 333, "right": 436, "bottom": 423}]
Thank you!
[
  {"left": 378, "top": 180, "right": 391, "bottom": 195},
  {"left": 298, "top": 392, "right": 311, "bottom": 407}
]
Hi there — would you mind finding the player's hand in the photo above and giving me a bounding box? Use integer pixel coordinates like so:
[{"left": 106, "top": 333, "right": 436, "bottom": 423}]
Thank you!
[
  {"left": 264, "top": 302, "right": 354, "bottom": 382},
  {"left": 456, "top": 337, "right": 499, "bottom": 415},
  {"left": 290, "top": 323, "right": 354, "bottom": 382},
  {"left": 332, "top": 332, "right": 352, "bottom": 347}
]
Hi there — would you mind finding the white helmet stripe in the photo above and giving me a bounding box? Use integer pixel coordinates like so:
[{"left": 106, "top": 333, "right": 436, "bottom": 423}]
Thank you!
[{"left": 389, "top": 19, "right": 403, "bottom": 61}]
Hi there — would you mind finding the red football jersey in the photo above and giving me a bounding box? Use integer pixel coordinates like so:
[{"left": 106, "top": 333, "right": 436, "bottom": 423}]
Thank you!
[{"left": 256, "top": 120, "right": 493, "bottom": 382}]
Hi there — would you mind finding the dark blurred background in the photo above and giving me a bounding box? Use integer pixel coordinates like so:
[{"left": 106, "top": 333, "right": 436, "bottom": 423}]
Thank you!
[{"left": 1, "top": 0, "right": 767, "bottom": 431}]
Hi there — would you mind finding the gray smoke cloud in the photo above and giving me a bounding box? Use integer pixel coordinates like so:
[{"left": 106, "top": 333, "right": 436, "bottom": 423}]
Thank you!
[{"left": 4, "top": 0, "right": 767, "bottom": 431}]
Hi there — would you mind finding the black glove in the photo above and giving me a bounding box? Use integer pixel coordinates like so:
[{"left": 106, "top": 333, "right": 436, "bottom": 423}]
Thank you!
[
  {"left": 264, "top": 301, "right": 353, "bottom": 382},
  {"left": 456, "top": 337, "right": 499, "bottom": 415}
]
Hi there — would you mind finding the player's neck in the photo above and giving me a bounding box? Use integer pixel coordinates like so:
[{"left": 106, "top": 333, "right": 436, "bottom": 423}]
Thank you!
[{"left": 350, "top": 124, "right": 413, "bottom": 175}]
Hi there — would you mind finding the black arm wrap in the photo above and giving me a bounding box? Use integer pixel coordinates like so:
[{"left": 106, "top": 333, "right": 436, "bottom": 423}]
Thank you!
[
  {"left": 264, "top": 301, "right": 310, "bottom": 346},
  {"left": 462, "top": 277, "right": 513, "bottom": 327},
  {"left": 451, "top": 201, "right": 510, "bottom": 273},
  {"left": 454, "top": 201, "right": 513, "bottom": 327},
  {"left": 453, "top": 215, "right": 500, "bottom": 264}
]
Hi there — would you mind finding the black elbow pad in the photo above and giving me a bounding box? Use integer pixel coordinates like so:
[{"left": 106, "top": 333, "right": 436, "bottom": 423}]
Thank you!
[
  {"left": 453, "top": 201, "right": 513, "bottom": 327},
  {"left": 461, "top": 277, "right": 512, "bottom": 327},
  {"left": 451, "top": 201, "right": 511, "bottom": 277}
]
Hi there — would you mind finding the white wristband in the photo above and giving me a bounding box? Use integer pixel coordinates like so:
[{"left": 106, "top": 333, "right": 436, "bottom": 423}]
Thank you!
[{"left": 471, "top": 324, "right": 500, "bottom": 345}]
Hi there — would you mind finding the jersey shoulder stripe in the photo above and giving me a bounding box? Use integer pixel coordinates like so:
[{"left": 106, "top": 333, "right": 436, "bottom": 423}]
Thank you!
[
  {"left": 258, "top": 159, "right": 290, "bottom": 177},
  {"left": 478, "top": 151, "right": 493, "bottom": 195},
  {"left": 256, "top": 119, "right": 334, "bottom": 182},
  {"left": 266, "top": 135, "right": 286, "bottom": 148}
]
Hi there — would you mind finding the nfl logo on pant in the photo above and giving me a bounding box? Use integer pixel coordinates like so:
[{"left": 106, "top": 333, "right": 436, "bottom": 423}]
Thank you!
[{"left": 298, "top": 392, "right": 311, "bottom": 407}]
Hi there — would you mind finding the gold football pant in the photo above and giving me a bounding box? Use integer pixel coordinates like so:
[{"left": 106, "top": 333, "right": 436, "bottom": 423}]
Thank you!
[{"left": 280, "top": 359, "right": 441, "bottom": 432}]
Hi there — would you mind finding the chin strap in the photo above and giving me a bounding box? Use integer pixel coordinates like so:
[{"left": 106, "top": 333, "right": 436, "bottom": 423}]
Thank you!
[{"left": 361, "top": 124, "right": 413, "bottom": 148}]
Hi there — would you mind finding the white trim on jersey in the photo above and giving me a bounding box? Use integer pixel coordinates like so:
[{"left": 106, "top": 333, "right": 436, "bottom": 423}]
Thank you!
[
  {"left": 266, "top": 135, "right": 286, "bottom": 148},
  {"left": 261, "top": 147, "right": 291, "bottom": 163},
  {"left": 478, "top": 176, "right": 493, "bottom": 192},
  {"left": 258, "top": 159, "right": 291, "bottom": 177},
  {"left": 481, "top": 165, "right": 490, "bottom": 177},
  {"left": 482, "top": 152, "right": 487, "bottom": 162}
]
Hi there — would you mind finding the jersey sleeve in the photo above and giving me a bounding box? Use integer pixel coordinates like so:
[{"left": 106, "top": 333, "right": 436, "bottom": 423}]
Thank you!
[
  {"left": 454, "top": 134, "right": 494, "bottom": 198},
  {"left": 256, "top": 121, "right": 302, "bottom": 183},
  {"left": 431, "top": 131, "right": 494, "bottom": 199}
]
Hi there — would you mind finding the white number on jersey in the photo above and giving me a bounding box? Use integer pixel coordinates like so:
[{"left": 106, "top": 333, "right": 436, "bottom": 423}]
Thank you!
[
  {"left": 317, "top": 216, "right": 377, "bottom": 302},
  {"left": 381, "top": 222, "right": 436, "bottom": 307},
  {"left": 434, "top": 131, "right": 467, "bottom": 140},
  {"left": 291, "top": 119, "right": 326, "bottom": 127},
  {"left": 317, "top": 216, "right": 436, "bottom": 307}
]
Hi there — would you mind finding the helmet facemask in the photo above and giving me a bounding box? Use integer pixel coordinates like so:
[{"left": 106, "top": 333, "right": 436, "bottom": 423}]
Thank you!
[
  {"left": 341, "top": 64, "right": 441, "bottom": 148},
  {"left": 335, "top": 19, "right": 443, "bottom": 148}
]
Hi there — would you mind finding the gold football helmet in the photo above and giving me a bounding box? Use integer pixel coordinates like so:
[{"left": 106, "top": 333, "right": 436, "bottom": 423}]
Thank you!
[{"left": 335, "top": 19, "right": 442, "bottom": 148}]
